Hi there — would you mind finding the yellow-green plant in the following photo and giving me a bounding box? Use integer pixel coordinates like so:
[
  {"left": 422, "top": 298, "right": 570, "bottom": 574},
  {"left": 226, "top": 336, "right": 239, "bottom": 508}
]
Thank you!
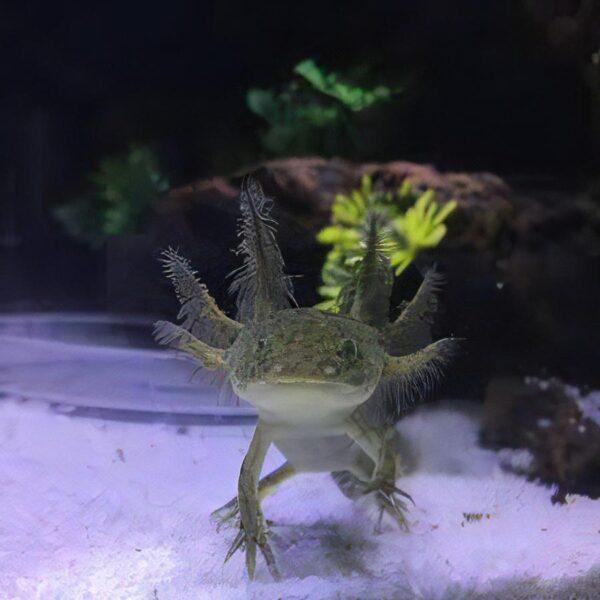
[
  {"left": 316, "top": 175, "right": 456, "bottom": 310},
  {"left": 387, "top": 189, "right": 457, "bottom": 274}
]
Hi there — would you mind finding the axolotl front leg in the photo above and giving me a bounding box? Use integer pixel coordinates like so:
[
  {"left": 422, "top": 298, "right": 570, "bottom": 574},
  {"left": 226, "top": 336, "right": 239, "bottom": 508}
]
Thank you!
[{"left": 224, "top": 420, "right": 281, "bottom": 580}]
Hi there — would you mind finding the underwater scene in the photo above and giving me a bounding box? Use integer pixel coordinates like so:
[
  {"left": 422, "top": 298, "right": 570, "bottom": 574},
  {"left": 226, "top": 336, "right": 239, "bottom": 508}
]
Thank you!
[{"left": 1, "top": 3, "right": 599, "bottom": 599}]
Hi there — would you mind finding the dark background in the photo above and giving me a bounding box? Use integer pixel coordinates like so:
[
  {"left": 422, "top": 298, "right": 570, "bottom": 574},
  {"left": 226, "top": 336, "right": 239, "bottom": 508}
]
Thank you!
[
  {"left": 2, "top": 1, "right": 598, "bottom": 190},
  {"left": 1, "top": 0, "right": 598, "bottom": 312}
]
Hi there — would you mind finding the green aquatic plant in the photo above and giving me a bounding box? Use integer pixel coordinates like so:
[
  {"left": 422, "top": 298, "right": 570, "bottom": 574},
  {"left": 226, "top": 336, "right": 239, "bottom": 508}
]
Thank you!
[
  {"left": 247, "top": 59, "right": 398, "bottom": 157},
  {"left": 294, "top": 59, "right": 393, "bottom": 111},
  {"left": 54, "top": 145, "right": 168, "bottom": 247},
  {"left": 316, "top": 175, "right": 456, "bottom": 310}
]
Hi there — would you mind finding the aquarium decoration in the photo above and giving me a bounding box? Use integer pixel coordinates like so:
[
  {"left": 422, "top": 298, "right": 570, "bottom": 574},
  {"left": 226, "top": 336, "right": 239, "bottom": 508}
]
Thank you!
[
  {"left": 155, "top": 177, "right": 458, "bottom": 579},
  {"left": 247, "top": 59, "right": 399, "bottom": 157},
  {"left": 316, "top": 175, "right": 457, "bottom": 310}
]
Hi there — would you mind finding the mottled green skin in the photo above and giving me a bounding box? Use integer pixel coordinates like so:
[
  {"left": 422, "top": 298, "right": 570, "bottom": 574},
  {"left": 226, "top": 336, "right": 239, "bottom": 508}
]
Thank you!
[{"left": 227, "top": 307, "right": 384, "bottom": 392}]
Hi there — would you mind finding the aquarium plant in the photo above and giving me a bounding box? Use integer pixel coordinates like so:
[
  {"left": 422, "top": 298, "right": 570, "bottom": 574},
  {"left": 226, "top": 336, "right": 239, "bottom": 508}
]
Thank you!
[
  {"left": 247, "top": 59, "right": 398, "bottom": 157},
  {"left": 316, "top": 175, "right": 457, "bottom": 310},
  {"left": 54, "top": 145, "right": 168, "bottom": 247}
]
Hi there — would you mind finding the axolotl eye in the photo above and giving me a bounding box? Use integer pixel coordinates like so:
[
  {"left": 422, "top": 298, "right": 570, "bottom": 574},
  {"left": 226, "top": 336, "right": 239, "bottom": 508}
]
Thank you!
[{"left": 337, "top": 338, "right": 362, "bottom": 361}]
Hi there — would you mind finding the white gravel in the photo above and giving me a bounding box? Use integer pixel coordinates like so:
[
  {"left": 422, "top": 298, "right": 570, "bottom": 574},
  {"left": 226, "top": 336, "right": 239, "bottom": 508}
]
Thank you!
[{"left": 0, "top": 396, "right": 598, "bottom": 599}]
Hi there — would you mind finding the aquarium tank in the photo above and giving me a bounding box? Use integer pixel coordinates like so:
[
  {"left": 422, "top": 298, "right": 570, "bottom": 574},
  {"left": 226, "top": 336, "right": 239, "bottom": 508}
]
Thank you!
[{"left": 0, "top": 2, "right": 598, "bottom": 598}]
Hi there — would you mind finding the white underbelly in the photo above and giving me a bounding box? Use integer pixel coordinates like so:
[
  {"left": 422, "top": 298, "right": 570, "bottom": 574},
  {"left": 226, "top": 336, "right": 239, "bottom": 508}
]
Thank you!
[
  {"left": 234, "top": 381, "right": 370, "bottom": 433},
  {"left": 231, "top": 382, "right": 378, "bottom": 476}
]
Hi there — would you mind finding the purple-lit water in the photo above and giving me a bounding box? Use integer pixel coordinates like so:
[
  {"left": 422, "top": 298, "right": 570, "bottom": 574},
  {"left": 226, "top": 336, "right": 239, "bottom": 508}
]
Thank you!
[{"left": 0, "top": 313, "right": 253, "bottom": 417}]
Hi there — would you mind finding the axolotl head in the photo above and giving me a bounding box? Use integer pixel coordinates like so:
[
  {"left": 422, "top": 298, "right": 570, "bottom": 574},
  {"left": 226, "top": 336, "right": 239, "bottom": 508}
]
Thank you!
[{"left": 227, "top": 308, "right": 385, "bottom": 416}]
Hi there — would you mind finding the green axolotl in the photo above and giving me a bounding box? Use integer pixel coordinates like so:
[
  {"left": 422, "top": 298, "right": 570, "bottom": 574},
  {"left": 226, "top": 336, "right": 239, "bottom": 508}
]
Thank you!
[{"left": 154, "top": 177, "right": 458, "bottom": 580}]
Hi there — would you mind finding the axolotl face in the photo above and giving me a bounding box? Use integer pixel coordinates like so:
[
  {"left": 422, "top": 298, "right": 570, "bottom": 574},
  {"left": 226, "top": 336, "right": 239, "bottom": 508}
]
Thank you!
[{"left": 227, "top": 308, "right": 385, "bottom": 422}]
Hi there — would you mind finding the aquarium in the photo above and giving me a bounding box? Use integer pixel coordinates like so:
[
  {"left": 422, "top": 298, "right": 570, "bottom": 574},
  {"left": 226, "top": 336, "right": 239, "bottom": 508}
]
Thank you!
[{"left": 1, "top": 3, "right": 599, "bottom": 598}]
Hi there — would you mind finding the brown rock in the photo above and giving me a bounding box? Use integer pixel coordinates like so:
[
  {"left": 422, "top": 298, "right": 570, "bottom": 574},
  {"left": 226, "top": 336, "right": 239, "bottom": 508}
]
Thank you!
[{"left": 482, "top": 377, "right": 600, "bottom": 502}]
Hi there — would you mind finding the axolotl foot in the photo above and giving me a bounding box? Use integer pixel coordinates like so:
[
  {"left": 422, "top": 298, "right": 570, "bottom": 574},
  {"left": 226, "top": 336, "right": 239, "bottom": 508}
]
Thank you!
[
  {"left": 210, "top": 497, "right": 241, "bottom": 531},
  {"left": 368, "top": 481, "right": 415, "bottom": 533},
  {"left": 223, "top": 513, "right": 280, "bottom": 580}
]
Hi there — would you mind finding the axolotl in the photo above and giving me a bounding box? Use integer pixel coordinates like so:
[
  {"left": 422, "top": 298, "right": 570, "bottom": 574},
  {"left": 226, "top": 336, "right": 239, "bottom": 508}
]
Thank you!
[{"left": 155, "top": 177, "right": 458, "bottom": 579}]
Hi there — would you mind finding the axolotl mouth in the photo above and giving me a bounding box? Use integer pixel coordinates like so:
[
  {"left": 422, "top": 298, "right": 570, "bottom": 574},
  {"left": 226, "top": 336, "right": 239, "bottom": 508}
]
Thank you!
[{"left": 233, "top": 379, "right": 365, "bottom": 398}]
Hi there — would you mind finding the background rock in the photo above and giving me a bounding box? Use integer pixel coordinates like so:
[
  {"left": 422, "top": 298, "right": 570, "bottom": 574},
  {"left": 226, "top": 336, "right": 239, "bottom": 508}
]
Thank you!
[{"left": 481, "top": 377, "right": 600, "bottom": 501}]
